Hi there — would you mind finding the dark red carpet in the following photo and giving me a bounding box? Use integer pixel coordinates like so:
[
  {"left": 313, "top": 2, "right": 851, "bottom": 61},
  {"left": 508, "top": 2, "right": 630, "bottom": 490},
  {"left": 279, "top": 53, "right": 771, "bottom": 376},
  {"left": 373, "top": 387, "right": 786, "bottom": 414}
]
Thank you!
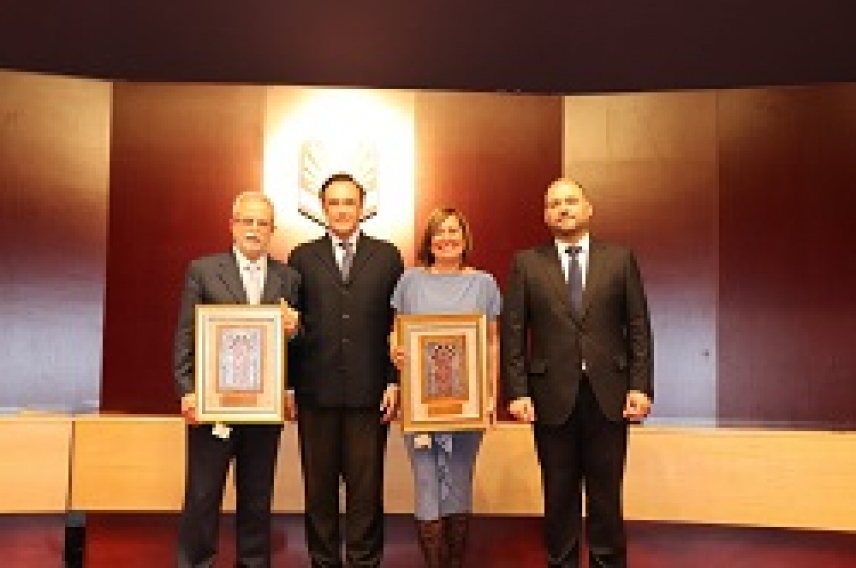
[{"left": 2, "top": 514, "right": 855, "bottom": 567}]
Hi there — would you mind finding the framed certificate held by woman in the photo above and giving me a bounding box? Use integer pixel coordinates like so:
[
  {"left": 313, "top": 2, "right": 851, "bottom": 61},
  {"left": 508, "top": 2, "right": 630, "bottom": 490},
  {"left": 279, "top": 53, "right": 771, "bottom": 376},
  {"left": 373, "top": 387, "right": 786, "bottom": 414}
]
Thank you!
[{"left": 396, "top": 313, "right": 489, "bottom": 432}]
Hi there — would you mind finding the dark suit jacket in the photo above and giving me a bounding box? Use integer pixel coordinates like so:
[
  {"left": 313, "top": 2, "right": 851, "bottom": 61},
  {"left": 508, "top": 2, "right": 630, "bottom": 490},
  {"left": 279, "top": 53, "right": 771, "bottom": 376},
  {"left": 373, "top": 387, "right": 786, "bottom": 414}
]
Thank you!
[
  {"left": 501, "top": 239, "right": 653, "bottom": 425},
  {"left": 174, "top": 252, "right": 301, "bottom": 398},
  {"left": 287, "top": 234, "right": 403, "bottom": 409}
]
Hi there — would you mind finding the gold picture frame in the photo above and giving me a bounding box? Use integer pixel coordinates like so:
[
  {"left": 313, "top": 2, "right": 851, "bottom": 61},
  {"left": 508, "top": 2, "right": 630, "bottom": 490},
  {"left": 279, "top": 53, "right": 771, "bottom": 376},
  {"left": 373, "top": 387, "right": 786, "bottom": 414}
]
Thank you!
[
  {"left": 397, "top": 314, "right": 488, "bottom": 432},
  {"left": 194, "top": 304, "right": 286, "bottom": 423}
]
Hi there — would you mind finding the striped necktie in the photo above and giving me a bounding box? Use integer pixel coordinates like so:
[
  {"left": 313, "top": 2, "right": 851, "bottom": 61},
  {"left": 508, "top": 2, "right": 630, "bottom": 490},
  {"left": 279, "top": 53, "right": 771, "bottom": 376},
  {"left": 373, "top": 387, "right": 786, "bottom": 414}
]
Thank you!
[{"left": 339, "top": 241, "right": 354, "bottom": 280}]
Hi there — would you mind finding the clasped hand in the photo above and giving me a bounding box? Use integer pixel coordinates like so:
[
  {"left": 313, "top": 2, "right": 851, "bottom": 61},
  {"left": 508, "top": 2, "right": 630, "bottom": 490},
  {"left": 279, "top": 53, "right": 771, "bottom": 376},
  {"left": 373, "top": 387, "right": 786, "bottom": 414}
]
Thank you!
[{"left": 280, "top": 299, "right": 300, "bottom": 338}]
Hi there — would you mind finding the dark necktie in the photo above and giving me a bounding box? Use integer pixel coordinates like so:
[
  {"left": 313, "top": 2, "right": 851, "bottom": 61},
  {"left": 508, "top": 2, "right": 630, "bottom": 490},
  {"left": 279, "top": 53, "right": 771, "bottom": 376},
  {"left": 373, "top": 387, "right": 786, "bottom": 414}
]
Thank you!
[
  {"left": 566, "top": 245, "right": 583, "bottom": 313},
  {"left": 339, "top": 241, "right": 354, "bottom": 280}
]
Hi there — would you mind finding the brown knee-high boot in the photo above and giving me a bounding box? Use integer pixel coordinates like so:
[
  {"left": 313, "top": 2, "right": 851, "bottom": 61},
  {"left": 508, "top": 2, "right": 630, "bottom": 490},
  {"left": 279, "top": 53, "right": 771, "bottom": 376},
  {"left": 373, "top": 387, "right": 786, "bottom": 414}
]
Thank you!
[
  {"left": 415, "top": 518, "right": 446, "bottom": 568},
  {"left": 444, "top": 513, "right": 470, "bottom": 568}
]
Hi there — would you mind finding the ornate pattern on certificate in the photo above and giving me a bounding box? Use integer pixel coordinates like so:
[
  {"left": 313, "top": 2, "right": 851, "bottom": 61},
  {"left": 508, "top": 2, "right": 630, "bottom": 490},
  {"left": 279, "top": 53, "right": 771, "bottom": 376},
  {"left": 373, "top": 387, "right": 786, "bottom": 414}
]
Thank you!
[
  {"left": 421, "top": 336, "right": 468, "bottom": 402},
  {"left": 217, "top": 327, "right": 263, "bottom": 392}
]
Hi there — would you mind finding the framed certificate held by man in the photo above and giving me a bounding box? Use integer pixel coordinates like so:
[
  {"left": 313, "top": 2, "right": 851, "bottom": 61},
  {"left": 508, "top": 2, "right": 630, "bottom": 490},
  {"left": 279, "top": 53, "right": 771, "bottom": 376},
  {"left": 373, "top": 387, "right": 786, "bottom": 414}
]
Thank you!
[
  {"left": 397, "top": 314, "right": 489, "bottom": 432},
  {"left": 194, "top": 304, "right": 286, "bottom": 423}
]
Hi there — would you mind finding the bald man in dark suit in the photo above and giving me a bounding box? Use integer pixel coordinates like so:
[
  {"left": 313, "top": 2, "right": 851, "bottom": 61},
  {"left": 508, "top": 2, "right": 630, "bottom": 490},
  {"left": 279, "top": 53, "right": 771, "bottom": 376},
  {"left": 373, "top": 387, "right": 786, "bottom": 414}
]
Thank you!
[{"left": 502, "top": 178, "right": 653, "bottom": 568}]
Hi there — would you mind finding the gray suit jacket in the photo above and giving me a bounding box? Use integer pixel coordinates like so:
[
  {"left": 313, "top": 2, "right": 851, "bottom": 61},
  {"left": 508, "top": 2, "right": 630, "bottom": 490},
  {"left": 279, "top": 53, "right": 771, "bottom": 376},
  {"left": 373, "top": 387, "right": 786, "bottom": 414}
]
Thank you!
[
  {"left": 501, "top": 239, "right": 653, "bottom": 424},
  {"left": 173, "top": 251, "right": 301, "bottom": 397}
]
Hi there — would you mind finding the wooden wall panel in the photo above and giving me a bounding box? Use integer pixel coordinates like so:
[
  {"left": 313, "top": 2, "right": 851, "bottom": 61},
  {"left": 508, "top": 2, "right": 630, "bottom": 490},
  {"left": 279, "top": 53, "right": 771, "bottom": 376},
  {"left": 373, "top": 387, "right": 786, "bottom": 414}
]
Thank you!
[
  {"left": 0, "top": 416, "right": 73, "bottom": 512},
  {"left": 0, "top": 70, "right": 109, "bottom": 413},
  {"left": 71, "top": 417, "right": 856, "bottom": 532},
  {"left": 101, "top": 83, "right": 265, "bottom": 413},
  {"left": 718, "top": 84, "right": 856, "bottom": 427}
]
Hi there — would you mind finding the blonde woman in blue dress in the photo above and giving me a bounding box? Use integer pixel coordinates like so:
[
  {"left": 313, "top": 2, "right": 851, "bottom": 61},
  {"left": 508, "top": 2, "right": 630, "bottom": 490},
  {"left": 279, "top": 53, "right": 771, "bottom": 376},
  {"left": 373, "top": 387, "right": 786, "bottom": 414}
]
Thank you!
[{"left": 390, "top": 208, "right": 501, "bottom": 568}]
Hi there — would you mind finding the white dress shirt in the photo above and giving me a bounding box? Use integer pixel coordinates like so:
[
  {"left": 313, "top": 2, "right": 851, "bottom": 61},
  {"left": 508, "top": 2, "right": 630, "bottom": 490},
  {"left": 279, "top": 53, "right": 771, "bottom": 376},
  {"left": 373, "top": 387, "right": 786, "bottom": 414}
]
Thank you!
[
  {"left": 556, "top": 233, "right": 590, "bottom": 288},
  {"left": 331, "top": 232, "right": 360, "bottom": 271},
  {"left": 233, "top": 247, "right": 268, "bottom": 304}
]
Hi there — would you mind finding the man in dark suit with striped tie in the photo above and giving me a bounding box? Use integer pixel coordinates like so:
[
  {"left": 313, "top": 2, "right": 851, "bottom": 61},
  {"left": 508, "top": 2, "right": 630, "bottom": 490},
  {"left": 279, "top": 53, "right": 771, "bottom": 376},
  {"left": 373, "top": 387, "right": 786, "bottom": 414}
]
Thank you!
[
  {"left": 502, "top": 178, "right": 653, "bottom": 568},
  {"left": 287, "top": 173, "right": 404, "bottom": 567},
  {"left": 174, "top": 191, "right": 301, "bottom": 568}
]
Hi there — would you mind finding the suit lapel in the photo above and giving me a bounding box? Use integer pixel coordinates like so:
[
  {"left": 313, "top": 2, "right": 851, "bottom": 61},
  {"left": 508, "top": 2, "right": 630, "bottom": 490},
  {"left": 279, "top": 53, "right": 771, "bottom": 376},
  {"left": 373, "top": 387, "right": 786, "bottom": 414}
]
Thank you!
[
  {"left": 310, "top": 235, "right": 342, "bottom": 281},
  {"left": 215, "top": 253, "right": 247, "bottom": 303},
  {"left": 261, "top": 263, "right": 283, "bottom": 304},
  {"left": 538, "top": 245, "right": 577, "bottom": 319},
  {"left": 581, "top": 239, "right": 606, "bottom": 319},
  {"left": 347, "top": 235, "right": 378, "bottom": 284},
  {"left": 540, "top": 241, "right": 596, "bottom": 326}
]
